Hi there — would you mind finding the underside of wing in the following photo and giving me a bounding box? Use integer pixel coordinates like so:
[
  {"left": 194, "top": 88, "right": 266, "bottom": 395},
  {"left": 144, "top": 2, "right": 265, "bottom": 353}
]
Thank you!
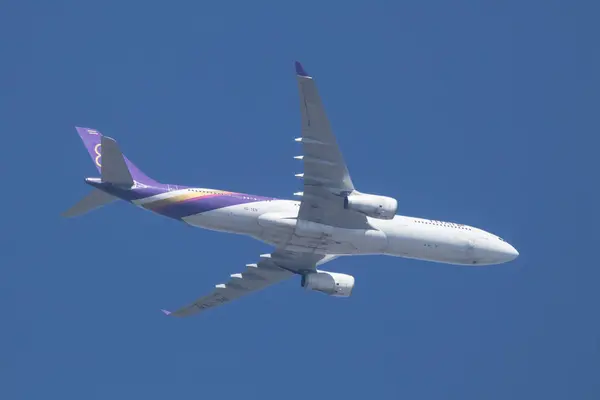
[
  {"left": 294, "top": 62, "right": 368, "bottom": 228},
  {"left": 162, "top": 250, "right": 336, "bottom": 317},
  {"left": 295, "top": 61, "right": 354, "bottom": 195}
]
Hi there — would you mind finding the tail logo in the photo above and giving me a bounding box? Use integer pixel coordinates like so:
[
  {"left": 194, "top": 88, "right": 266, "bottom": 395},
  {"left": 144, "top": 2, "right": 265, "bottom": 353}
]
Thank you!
[{"left": 94, "top": 143, "right": 102, "bottom": 167}]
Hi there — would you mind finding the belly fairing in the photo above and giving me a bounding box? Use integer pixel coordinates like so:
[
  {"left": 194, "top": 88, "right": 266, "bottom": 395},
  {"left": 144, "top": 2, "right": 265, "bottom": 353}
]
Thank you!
[{"left": 257, "top": 212, "right": 389, "bottom": 255}]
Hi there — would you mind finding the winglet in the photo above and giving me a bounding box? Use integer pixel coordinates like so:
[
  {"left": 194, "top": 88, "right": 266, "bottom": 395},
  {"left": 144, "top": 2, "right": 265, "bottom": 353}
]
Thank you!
[
  {"left": 295, "top": 61, "right": 309, "bottom": 77},
  {"left": 160, "top": 309, "right": 172, "bottom": 316}
]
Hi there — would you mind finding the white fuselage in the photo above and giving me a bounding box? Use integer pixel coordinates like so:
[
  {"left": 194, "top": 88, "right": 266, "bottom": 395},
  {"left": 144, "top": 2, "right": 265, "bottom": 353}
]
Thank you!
[{"left": 176, "top": 198, "right": 519, "bottom": 266}]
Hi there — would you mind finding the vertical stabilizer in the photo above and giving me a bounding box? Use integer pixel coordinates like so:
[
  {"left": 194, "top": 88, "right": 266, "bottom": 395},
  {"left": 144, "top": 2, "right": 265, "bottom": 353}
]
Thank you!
[
  {"left": 63, "top": 126, "right": 162, "bottom": 218},
  {"left": 74, "top": 127, "right": 161, "bottom": 186}
]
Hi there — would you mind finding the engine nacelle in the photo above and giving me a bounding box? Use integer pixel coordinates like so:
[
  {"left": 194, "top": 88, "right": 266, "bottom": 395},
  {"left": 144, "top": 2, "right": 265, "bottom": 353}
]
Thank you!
[
  {"left": 344, "top": 191, "right": 398, "bottom": 220},
  {"left": 301, "top": 271, "right": 355, "bottom": 297}
]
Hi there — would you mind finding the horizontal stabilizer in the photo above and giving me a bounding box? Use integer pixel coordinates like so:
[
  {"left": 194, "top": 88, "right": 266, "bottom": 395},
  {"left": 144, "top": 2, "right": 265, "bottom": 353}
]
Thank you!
[
  {"left": 100, "top": 136, "right": 134, "bottom": 186},
  {"left": 62, "top": 189, "right": 117, "bottom": 218}
]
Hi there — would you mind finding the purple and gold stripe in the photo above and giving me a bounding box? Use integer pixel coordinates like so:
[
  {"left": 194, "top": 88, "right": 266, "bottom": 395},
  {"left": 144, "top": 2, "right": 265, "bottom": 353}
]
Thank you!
[
  {"left": 139, "top": 189, "right": 231, "bottom": 212},
  {"left": 85, "top": 180, "right": 275, "bottom": 220}
]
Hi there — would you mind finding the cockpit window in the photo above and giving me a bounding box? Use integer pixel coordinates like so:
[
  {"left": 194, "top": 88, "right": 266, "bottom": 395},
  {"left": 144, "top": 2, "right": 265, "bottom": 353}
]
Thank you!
[{"left": 498, "top": 237, "right": 505, "bottom": 242}]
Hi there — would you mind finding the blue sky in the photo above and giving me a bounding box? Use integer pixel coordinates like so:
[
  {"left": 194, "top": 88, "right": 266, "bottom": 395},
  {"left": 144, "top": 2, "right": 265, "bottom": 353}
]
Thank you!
[{"left": 1, "top": 0, "right": 598, "bottom": 398}]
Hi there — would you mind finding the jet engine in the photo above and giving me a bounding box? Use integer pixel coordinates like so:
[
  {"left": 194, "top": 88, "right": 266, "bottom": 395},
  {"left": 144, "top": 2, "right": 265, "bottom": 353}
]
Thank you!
[
  {"left": 344, "top": 191, "right": 398, "bottom": 220},
  {"left": 301, "top": 271, "right": 355, "bottom": 297}
]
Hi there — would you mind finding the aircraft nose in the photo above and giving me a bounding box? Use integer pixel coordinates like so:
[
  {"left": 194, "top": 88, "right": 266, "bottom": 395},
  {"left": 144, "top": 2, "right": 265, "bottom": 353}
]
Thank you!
[
  {"left": 471, "top": 236, "right": 519, "bottom": 265},
  {"left": 504, "top": 243, "right": 519, "bottom": 261}
]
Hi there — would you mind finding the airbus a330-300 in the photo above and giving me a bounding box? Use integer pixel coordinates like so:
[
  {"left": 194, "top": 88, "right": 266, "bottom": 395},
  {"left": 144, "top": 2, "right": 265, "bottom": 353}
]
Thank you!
[{"left": 64, "top": 61, "right": 519, "bottom": 317}]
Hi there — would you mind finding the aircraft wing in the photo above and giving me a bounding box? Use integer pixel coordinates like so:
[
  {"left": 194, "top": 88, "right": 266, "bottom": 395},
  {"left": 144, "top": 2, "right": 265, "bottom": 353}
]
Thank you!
[
  {"left": 162, "top": 250, "right": 338, "bottom": 317},
  {"left": 294, "top": 61, "right": 358, "bottom": 226}
]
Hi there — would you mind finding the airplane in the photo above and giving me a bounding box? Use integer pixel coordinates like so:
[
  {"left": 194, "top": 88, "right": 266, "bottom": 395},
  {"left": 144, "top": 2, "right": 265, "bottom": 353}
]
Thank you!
[{"left": 63, "top": 61, "right": 519, "bottom": 317}]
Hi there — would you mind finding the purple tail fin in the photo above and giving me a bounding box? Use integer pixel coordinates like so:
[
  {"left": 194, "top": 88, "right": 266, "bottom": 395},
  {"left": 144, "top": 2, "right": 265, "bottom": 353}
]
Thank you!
[{"left": 74, "top": 127, "right": 161, "bottom": 186}]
